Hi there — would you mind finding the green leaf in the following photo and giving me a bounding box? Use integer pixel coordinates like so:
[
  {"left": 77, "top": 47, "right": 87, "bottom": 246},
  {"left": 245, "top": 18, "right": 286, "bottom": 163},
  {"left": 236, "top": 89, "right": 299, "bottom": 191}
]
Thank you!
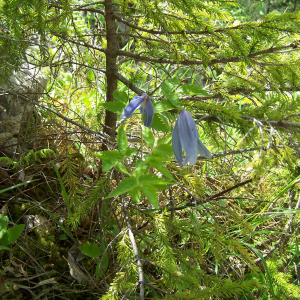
[
  {"left": 161, "top": 78, "right": 180, "bottom": 94},
  {"left": 0, "top": 214, "right": 8, "bottom": 239},
  {"left": 59, "top": 234, "right": 68, "bottom": 240},
  {"left": 101, "top": 101, "right": 126, "bottom": 114},
  {"left": 164, "top": 93, "right": 181, "bottom": 108},
  {"left": 129, "top": 186, "right": 142, "bottom": 203},
  {"left": 115, "top": 162, "right": 130, "bottom": 175},
  {"left": 52, "top": 162, "right": 71, "bottom": 216},
  {"left": 106, "top": 177, "right": 138, "bottom": 198},
  {"left": 0, "top": 179, "right": 39, "bottom": 194},
  {"left": 96, "top": 240, "right": 109, "bottom": 279},
  {"left": 78, "top": 242, "right": 101, "bottom": 258},
  {"left": 219, "top": 199, "right": 226, "bottom": 207},
  {"left": 146, "top": 157, "right": 174, "bottom": 180},
  {"left": 125, "top": 148, "right": 137, "bottom": 157},
  {"left": 243, "top": 243, "right": 275, "bottom": 299},
  {"left": 157, "top": 135, "right": 172, "bottom": 146},
  {"left": 94, "top": 151, "right": 124, "bottom": 172},
  {"left": 101, "top": 156, "right": 116, "bottom": 172},
  {"left": 113, "top": 89, "right": 129, "bottom": 102},
  {"left": 138, "top": 174, "right": 173, "bottom": 186},
  {"left": 152, "top": 144, "right": 174, "bottom": 158},
  {"left": 161, "top": 79, "right": 181, "bottom": 108},
  {"left": 140, "top": 185, "right": 159, "bottom": 209},
  {"left": 98, "top": 151, "right": 124, "bottom": 161},
  {"left": 132, "top": 159, "right": 149, "bottom": 177},
  {"left": 142, "top": 126, "right": 154, "bottom": 148},
  {"left": 154, "top": 100, "right": 176, "bottom": 113},
  {"left": 180, "top": 84, "right": 211, "bottom": 96},
  {"left": 117, "top": 124, "right": 128, "bottom": 155},
  {"left": 151, "top": 113, "right": 170, "bottom": 133},
  {"left": 1, "top": 224, "right": 25, "bottom": 247},
  {"left": 0, "top": 246, "right": 10, "bottom": 251}
]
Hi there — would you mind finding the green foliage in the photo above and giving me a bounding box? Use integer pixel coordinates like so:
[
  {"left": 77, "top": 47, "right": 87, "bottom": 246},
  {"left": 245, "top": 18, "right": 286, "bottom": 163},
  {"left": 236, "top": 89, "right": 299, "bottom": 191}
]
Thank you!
[
  {"left": 0, "top": 149, "right": 56, "bottom": 168},
  {"left": 78, "top": 242, "right": 101, "bottom": 258},
  {"left": 0, "top": 214, "right": 24, "bottom": 251},
  {"left": 1, "top": 0, "right": 300, "bottom": 299}
]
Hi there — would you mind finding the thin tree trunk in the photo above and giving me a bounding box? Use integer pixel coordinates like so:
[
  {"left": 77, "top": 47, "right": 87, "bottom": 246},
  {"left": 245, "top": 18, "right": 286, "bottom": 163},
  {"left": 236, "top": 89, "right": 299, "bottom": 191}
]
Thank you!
[{"left": 104, "top": 0, "right": 118, "bottom": 140}]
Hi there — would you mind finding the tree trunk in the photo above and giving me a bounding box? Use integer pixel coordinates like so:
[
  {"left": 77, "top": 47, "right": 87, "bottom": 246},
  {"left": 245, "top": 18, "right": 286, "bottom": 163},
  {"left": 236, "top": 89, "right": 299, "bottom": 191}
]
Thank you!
[{"left": 104, "top": 0, "right": 118, "bottom": 140}]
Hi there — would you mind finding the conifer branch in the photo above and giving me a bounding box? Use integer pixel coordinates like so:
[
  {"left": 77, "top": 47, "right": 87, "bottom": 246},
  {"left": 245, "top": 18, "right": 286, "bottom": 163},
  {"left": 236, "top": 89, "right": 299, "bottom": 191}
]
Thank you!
[
  {"left": 3, "top": 89, "right": 111, "bottom": 142},
  {"left": 112, "top": 12, "right": 284, "bottom": 36},
  {"left": 113, "top": 71, "right": 144, "bottom": 95},
  {"left": 53, "top": 32, "right": 106, "bottom": 54},
  {"left": 115, "top": 43, "right": 297, "bottom": 66}
]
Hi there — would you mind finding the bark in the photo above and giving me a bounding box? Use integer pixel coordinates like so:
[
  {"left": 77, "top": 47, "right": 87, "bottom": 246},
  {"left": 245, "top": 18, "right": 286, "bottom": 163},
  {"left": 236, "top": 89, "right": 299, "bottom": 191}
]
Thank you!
[{"left": 104, "top": 0, "right": 118, "bottom": 139}]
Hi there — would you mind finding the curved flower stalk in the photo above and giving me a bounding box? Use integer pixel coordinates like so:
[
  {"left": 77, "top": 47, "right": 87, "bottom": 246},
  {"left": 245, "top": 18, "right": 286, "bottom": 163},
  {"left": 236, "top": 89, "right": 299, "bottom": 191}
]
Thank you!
[
  {"left": 121, "top": 93, "right": 154, "bottom": 128},
  {"left": 172, "top": 109, "right": 211, "bottom": 166}
]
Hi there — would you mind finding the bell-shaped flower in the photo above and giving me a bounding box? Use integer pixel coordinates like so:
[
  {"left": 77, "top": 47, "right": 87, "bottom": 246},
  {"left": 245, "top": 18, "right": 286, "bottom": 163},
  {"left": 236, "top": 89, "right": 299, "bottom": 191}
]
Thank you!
[
  {"left": 172, "top": 109, "right": 211, "bottom": 166},
  {"left": 121, "top": 93, "right": 154, "bottom": 128}
]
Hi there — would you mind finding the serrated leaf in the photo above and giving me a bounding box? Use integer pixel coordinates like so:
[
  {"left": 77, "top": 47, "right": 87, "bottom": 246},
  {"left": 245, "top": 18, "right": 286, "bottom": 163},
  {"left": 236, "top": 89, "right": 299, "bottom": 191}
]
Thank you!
[
  {"left": 105, "top": 177, "right": 138, "bottom": 198},
  {"left": 78, "top": 243, "right": 101, "bottom": 258},
  {"left": 153, "top": 144, "right": 174, "bottom": 157},
  {"left": 180, "top": 84, "right": 211, "bottom": 96},
  {"left": 161, "top": 79, "right": 180, "bottom": 94},
  {"left": 146, "top": 157, "right": 174, "bottom": 180},
  {"left": 128, "top": 187, "right": 142, "bottom": 203},
  {"left": 140, "top": 185, "right": 159, "bottom": 209},
  {"left": 117, "top": 125, "right": 128, "bottom": 155},
  {"left": 157, "top": 135, "right": 172, "bottom": 146},
  {"left": 95, "top": 151, "right": 124, "bottom": 172},
  {"left": 100, "top": 156, "right": 115, "bottom": 172},
  {"left": 96, "top": 150, "right": 124, "bottom": 162},
  {"left": 164, "top": 93, "right": 180, "bottom": 108},
  {"left": 125, "top": 148, "right": 137, "bottom": 157},
  {"left": 132, "top": 159, "right": 149, "bottom": 177},
  {"left": 142, "top": 126, "right": 154, "bottom": 148},
  {"left": 154, "top": 100, "right": 176, "bottom": 113},
  {"left": 115, "top": 162, "right": 130, "bottom": 175},
  {"left": 151, "top": 113, "right": 170, "bottom": 133},
  {"left": 102, "top": 101, "right": 126, "bottom": 113},
  {"left": 138, "top": 174, "right": 173, "bottom": 185}
]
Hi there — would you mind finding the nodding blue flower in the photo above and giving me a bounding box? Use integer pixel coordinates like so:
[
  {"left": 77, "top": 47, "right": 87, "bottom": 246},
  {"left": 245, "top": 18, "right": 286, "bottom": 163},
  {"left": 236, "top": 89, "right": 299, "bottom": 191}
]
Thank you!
[
  {"left": 121, "top": 93, "right": 154, "bottom": 128},
  {"left": 172, "top": 109, "right": 211, "bottom": 166}
]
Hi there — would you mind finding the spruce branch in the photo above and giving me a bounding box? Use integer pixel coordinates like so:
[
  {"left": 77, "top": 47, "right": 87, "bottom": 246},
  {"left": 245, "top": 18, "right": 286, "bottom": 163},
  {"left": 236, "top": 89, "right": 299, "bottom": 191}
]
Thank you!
[
  {"left": 53, "top": 32, "right": 106, "bottom": 54},
  {"left": 113, "top": 71, "right": 145, "bottom": 95},
  {"left": 115, "top": 43, "right": 297, "bottom": 66},
  {"left": 112, "top": 12, "right": 299, "bottom": 37}
]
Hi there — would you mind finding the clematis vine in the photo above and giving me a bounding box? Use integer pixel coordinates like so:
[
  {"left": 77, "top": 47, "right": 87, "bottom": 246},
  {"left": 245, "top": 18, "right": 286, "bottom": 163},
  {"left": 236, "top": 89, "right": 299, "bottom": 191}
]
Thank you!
[
  {"left": 121, "top": 93, "right": 154, "bottom": 128},
  {"left": 172, "top": 109, "right": 211, "bottom": 166}
]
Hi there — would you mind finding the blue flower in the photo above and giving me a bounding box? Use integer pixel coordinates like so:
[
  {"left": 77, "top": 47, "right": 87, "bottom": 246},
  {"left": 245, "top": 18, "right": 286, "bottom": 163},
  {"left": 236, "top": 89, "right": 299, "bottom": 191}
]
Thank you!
[
  {"left": 172, "top": 109, "right": 211, "bottom": 166},
  {"left": 121, "top": 93, "right": 154, "bottom": 128}
]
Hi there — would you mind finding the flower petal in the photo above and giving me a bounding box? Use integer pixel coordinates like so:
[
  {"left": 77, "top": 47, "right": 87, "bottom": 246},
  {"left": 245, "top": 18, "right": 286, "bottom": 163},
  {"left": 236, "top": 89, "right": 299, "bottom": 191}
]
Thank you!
[
  {"left": 141, "top": 95, "right": 154, "bottom": 128},
  {"left": 121, "top": 94, "right": 146, "bottom": 119},
  {"left": 197, "top": 139, "right": 212, "bottom": 158},
  {"left": 192, "top": 121, "right": 212, "bottom": 158},
  {"left": 178, "top": 110, "right": 198, "bottom": 166},
  {"left": 172, "top": 120, "right": 183, "bottom": 166}
]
